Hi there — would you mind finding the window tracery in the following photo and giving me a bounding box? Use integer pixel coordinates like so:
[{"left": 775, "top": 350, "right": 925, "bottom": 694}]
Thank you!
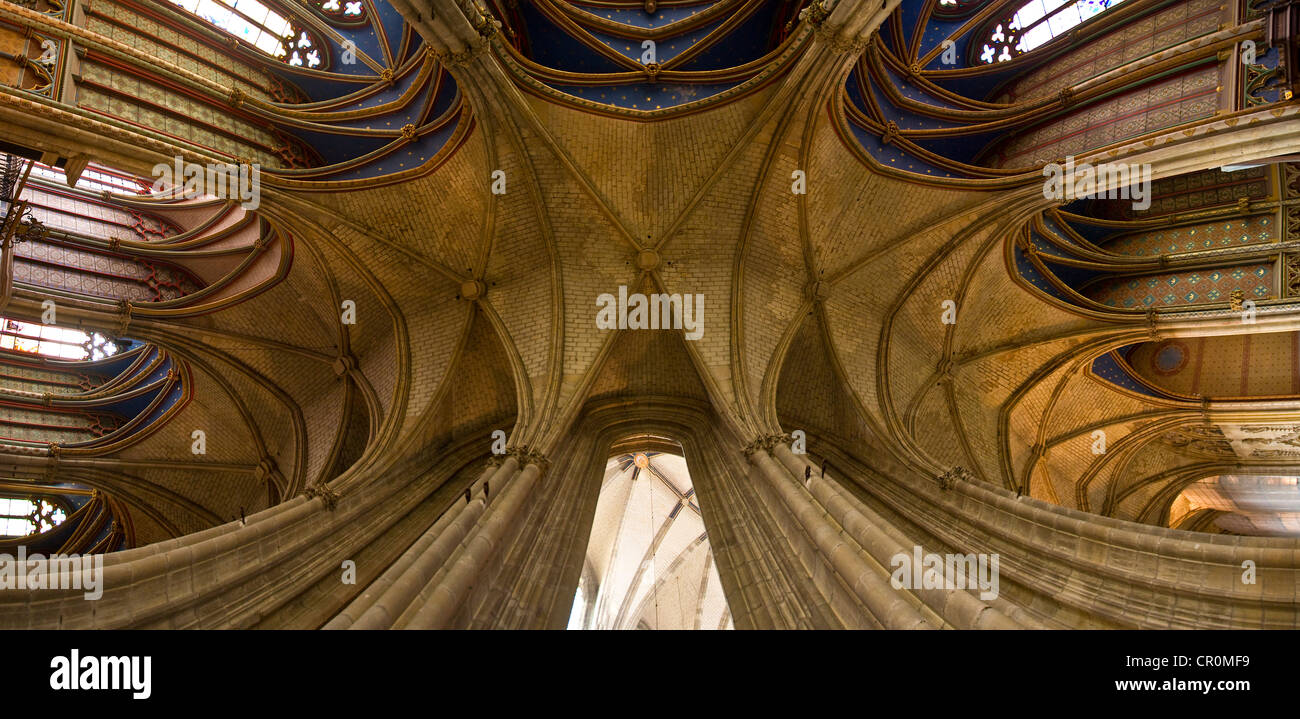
[
  {"left": 0, "top": 495, "right": 67, "bottom": 537},
  {"left": 978, "top": 0, "right": 1126, "bottom": 64},
  {"left": 0, "top": 317, "right": 120, "bottom": 361},
  {"left": 167, "top": 0, "right": 326, "bottom": 68}
]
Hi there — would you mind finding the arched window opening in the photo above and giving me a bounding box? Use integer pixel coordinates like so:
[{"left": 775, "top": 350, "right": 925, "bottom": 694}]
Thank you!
[
  {"left": 27, "top": 162, "right": 153, "bottom": 196},
  {"left": 0, "top": 495, "right": 67, "bottom": 537},
  {"left": 168, "top": 0, "right": 325, "bottom": 68},
  {"left": 1170, "top": 475, "right": 1300, "bottom": 537},
  {"left": 979, "top": 0, "right": 1127, "bottom": 64},
  {"left": 565, "top": 566, "right": 591, "bottom": 630},
  {"left": 0, "top": 317, "right": 120, "bottom": 361},
  {"left": 568, "top": 440, "right": 733, "bottom": 630}
]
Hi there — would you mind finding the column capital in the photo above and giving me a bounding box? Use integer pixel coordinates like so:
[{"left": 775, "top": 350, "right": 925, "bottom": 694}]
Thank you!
[
  {"left": 937, "top": 465, "right": 974, "bottom": 490},
  {"left": 302, "top": 481, "right": 341, "bottom": 511}
]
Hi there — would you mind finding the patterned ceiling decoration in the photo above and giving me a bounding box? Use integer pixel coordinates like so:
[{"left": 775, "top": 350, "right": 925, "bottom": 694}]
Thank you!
[
  {"left": 839, "top": 0, "right": 1239, "bottom": 182},
  {"left": 1013, "top": 165, "right": 1284, "bottom": 319},
  {"left": 0, "top": 481, "right": 129, "bottom": 555},
  {"left": 486, "top": 0, "right": 807, "bottom": 117},
  {"left": 1119, "top": 332, "right": 1300, "bottom": 400},
  {"left": 57, "top": 0, "right": 467, "bottom": 185},
  {"left": 0, "top": 159, "right": 181, "bottom": 552},
  {"left": 0, "top": 0, "right": 69, "bottom": 100},
  {"left": 0, "top": 339, "right": 186, "bottom": 453},
  {"left": 998, "top": 162, "right": 1298, "bottom": 402},
  {"left": 4, "top": 157, "right": 290, "bottom": 317}
]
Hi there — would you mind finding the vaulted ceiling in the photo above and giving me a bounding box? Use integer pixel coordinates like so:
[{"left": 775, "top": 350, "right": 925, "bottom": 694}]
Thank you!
[{"left": 3, "top": 0, "right": 1299, "bottom": 547}]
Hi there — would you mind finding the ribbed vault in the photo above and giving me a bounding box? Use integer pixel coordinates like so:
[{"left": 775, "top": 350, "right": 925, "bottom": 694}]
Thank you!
[{"left": 2, "top": 0, "right": 1300, "bottom": 630}]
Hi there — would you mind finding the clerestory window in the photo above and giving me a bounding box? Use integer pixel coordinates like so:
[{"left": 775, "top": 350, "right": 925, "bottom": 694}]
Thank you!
[
  {"left": 0, "top": 317, "right": 120, "bottom": 361},
  {"left": 0, "top": 495, "right": 67, "bottom": 537},
  {"left": 979, "top": 0, "right": 1127, "bottom": 64},
  {"left": 168, "top": 0, "right": 325, "bottom": 68},
  {"left": 27, "top": 162, "right": 154, "bottom": 196}
]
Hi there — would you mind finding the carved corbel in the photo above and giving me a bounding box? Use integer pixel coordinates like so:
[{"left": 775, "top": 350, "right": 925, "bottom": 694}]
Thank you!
[
  {"left": 115, "top": 299, "right": 132, "bottom": 337},
  {"left": 1228, "top": 288, "right": 1246, "bottom": 312}
]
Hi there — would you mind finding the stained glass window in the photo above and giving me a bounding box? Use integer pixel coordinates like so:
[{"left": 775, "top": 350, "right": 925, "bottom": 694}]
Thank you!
[
  {"left": 0, "top": 496, "right": 67, "bottom": 537},
  {"left": 168, "top": 0, "right": 325, "bottom": 68},
  {"left": 0, "top": 317, "right": 119, "bottom": 361},
  {"left": 28, "top": 162, "right": 152, "bottom": 195},
  {"left": 935, "top": 0, "right": 988, "bottom": 17},
  {"left": 315, "top": 0, "right": 365, "bottom": 19},
  {"left": 979, "top": 0, "right": 1126, "bottom": 64}
]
